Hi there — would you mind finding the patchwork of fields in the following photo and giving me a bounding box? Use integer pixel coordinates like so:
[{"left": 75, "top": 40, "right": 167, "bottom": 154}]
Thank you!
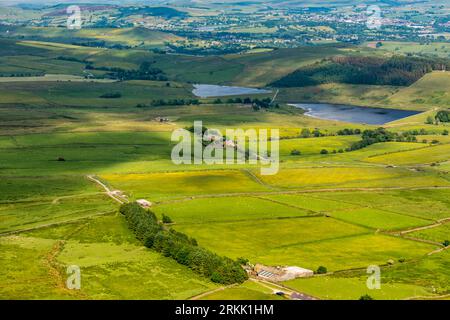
[{"left": 0, "top": 38, "right": 449, "bottom": 301}]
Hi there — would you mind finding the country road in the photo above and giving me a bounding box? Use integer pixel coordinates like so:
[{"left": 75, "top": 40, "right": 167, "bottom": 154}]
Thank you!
[{"left": 189, "top": 277, "right": 318, "bottom": 301}]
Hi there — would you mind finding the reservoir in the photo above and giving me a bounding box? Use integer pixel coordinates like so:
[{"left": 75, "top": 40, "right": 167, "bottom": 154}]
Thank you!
[
  {"left": 193, "top": 84, "right": 272, "bottom": 98},
  {"left": 291, "top": 103, "right": 420, "bottom": 125}
]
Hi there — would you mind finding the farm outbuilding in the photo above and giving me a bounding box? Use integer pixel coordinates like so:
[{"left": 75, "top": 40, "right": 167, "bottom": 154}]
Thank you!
[
  {"left": 136, "top": 199, "right": 152, "bottom": 208},
  {"left": 254, "top": 264, "right": 313, "bottom": 281}
]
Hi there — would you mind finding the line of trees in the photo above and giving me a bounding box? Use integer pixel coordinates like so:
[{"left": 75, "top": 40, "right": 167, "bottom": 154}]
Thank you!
[
  {"left": 336, "top": 128, "right": 362, "bottom": 136},
  {"left": 87, "top": 61, "right": 167, "bottom": 81},
  {"left": 299, "top": 128, "right": 325, "bottom": 138},
  {"left": 120, "top": 203, "right": 248, "bottom": 285},
  {"left": 211, "top": 97, "right": 278, "bottom": 109},
  {"left": 135, "top": 97, "right": 278, "bottom": 108},
  {"left": 100, "top": 92, "right": 122, "bottom": 99},
  {"left": 0, "top": 72, "right": 44, "bottom": 77},
  {"left": 297, "top": 128, "right": 361, "bottom": 139},
  {"left": 137, "top": 99, "right": 201, "bottom": 108}
]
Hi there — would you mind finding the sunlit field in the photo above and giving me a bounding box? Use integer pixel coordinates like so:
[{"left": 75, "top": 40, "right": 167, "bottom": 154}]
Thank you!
[{"left": 0, "top": 6, "right": 449, "bottom": 302}]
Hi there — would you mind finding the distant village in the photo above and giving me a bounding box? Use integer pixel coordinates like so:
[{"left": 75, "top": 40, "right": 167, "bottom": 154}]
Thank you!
[{"left": 0, "top": 3, "right": 448, "bottom": 55}]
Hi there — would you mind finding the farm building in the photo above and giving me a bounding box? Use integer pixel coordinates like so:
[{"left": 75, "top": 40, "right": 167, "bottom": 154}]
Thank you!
[
  {"left": 254, "top": 264, "right": 313, "bottom": 281},
  {"left": 136, "top": 199, "right": 152, "bottom": 208},
  {"left": 110, "top": 190, "right": 128, "bottom": 202}
]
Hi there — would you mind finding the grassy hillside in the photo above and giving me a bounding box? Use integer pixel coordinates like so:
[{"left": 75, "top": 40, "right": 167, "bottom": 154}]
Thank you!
[
  {"left": 225, "top": 45, "right": 346, "bottom": 87},
  {"left": 0, "top": 35, "right": 449, "bottom": 300},
  {"left": 382, "top": 72, "right": 450, "bottom": 111},
  {"left": 0, "top": 26, "right": 183, "bottom": 49},
  {"left": 277, "top": 71, "right": 450, "bottom": 111}
]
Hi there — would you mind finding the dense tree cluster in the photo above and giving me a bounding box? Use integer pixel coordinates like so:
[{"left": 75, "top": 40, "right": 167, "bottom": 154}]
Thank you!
[
  {"left": 56, "top": 56, "right": 86, "bottom": 63},
  {"left": 271, "top": 56, "right": 450, "bottom": 87},
  {"left": 316, "top": 266, "right": 328, "bottom": 274},
  {"left": 167, "top": 43, "right": 244, "bottom": 56},
  {"left": 290, "top": 127, "right": 428, "bottom": 155},
  {"left": 0, "top": 72, "right": 43, "bottom": 77},
  {"left": 251, "top": 98, "right": 279, "bottom": 110},
  {"left": 87, "top": 61, "right": 167, "bottom": 81},
  {"left": 336, "top": 128, "right": 361, "bottom": 136},
  {"left": 137, "top": 99, "right": 200, "bottom": 108},
  {"left": 299, "top": 128, "right": 325, "bottom": 138},
  {"left": 435, "top": 110, "right": 450, "bottom": 123},
  {"left": 99, "top": 92, "right": 122, "bottom": 99},
  {"left": 212, "top": 97, "right": 278, "bottom": 109},
  {"left": 120, "top": 203, "right": 248, "bottom": 285},
  {"left": 349, "top": 128, "right": 417, "bottom": 151}
]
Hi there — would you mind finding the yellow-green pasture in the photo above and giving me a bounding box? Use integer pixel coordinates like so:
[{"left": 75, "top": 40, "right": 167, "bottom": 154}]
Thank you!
[
  {"left": 100, "top": 170, "right": 268, "bottom": 201},
  {"left": 409, "top": 224, "right": 450, "bottom": 244},
  {"left": 365, "top": 143, "right": 450, "bottom": 165},
  {"left": 285, "top": 249, "right": 450, "bottom": 299},
  {"left": 256, "top": 166, "right": 450, "bottom": 189},
  {"left": 0, "top": 213, "right": 219, "bottom": 300}
]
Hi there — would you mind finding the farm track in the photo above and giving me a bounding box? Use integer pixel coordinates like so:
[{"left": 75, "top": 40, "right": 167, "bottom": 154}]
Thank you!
[
  {"left": 87, "top": 175, "right": 128, "bottom": 204},
  {"left": 43, "top": 239, "right": 87, "bottom": 299},
  {"left": 379, "top": 217, "right": 450, "bottom": 248},
  {"left": 43, "top": 220, "right": 91, "bottom": 299},
  {"left": 51, "top": 192, "right": 104, "bottom": 204},
  {"left": 389, "top": 233, "right": 443, "bottom": 247},
  {"left": 189, "top": 277, "right": 318, "bottom": 300},
  {"left": 250, "top": 278, "right": 318, "bottom": 300},
  {"left": 398, "top": 217, "right": 450, "bottom": 235}
]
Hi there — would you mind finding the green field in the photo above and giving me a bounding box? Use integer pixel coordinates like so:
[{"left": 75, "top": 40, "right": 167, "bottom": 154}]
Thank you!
[
  {"left": 100, "top": 170, "right": 269, "bottom": 201},
  {"left": 365, "top": 143, "right": 450, "bottom": 165},
  {"left": 174, "top": 217, "right": 371, "bottom": 265},
  {"left": 0, "top": 31, "right": 449, "bottom": 301},
  {"left": 0, "top": 214, "right": 219, "bottom": 300},
  {"left": 373, "top": 41, "right": 450, "bottom": 59},
  {"left": 153, "top": 196, "right": 314, "bottom": 224},
  {"left": 329, "top": 208, "right": 430, "bottom": 231},
  {"left": 256, "top": 166, "right": 450, "bottom": 189},
  {"left": 285, "top": 275, "right": 431, "bottom": 300},
  {"left": 409, "top": 224, "right": 450, "bottom": 244},
  {"left": 382, "top": 72, "right": 450, "bottom": 111},
  {"left": 310, "top": 189, "right": 450, "bottom": 221}
]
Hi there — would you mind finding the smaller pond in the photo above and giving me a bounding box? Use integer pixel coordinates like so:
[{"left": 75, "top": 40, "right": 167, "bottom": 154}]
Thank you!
[
  {"left": 192, "top": 84, "right": 272, "bottom": 98},
  {"left": 291, "top": 103, "right": 420, "bottom": 125}
]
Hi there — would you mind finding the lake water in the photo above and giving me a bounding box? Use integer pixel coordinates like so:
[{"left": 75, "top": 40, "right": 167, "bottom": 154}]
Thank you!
[
  {"left": 193, "top": 84, "right": 272, "bottom": 98},
  {"left": 291, "top": 103, "right": 420, "bottom": 125}
]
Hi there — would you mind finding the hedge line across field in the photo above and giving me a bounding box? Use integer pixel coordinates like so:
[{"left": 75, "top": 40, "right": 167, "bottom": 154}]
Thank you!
[{"left": 120, "top": 202, "right": 248, "bottom": 285}]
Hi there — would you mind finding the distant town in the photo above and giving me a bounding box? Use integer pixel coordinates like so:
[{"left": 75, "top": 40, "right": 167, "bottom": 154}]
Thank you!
[{"left": 0, "top": 2, "right": 448, "bottom": 55}]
